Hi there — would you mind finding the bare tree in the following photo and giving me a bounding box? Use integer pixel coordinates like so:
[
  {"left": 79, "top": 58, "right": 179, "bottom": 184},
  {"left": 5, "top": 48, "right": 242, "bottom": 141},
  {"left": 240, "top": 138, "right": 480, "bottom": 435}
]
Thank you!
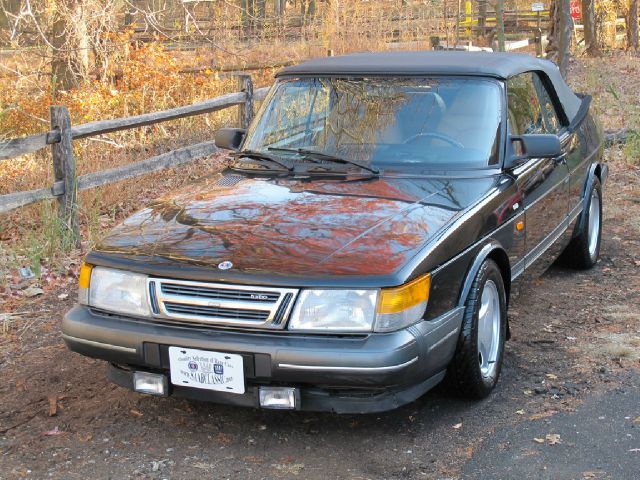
[
  {"left": 581, "top": 0, "right": 600, "bottom": 55},
  {"left": 1, "top": 0, "right": 118, "bottom": 94}
]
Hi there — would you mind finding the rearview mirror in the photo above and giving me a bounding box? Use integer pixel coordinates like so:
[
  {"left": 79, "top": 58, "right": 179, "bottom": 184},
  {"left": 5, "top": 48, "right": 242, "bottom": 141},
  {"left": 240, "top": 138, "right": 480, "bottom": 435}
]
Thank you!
[
  {"left": 505, "top": 134, "right": 562, "bottom": 169},
  {"left": 215, "top": 128, "right": 246, "bottom": 151}
]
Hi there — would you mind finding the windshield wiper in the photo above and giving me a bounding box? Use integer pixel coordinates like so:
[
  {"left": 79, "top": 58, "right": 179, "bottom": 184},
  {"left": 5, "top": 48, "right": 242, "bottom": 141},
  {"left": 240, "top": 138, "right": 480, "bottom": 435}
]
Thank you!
[
  {"left": 268, "top": 147, "right": 379, "bottom": 175},
  {"left": 230, "top": 149, "right": 293, "bottom": 172}
]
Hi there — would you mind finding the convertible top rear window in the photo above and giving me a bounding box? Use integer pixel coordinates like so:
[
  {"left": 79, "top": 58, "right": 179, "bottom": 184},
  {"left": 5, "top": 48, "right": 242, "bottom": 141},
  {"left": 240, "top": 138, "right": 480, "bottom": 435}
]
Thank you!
[{"left": 244, "top": 77, "right": 503, "bottom": 170}]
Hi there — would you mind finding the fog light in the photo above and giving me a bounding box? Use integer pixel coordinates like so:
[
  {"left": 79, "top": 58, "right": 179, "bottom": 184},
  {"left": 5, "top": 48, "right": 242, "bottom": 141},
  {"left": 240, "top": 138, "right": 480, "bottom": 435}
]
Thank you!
[
  {"left": 133, "top": 371, "right": 168, "bottom": 396},
  {"left": 259, "top": 387, "right": 298, "bottom": 409}
]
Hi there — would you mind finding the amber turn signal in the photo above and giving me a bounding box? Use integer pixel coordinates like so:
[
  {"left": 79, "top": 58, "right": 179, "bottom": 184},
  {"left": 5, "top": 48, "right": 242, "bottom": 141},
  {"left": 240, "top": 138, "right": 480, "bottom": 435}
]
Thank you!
[
  {"left": 78, "top": 262, "right": 93, "bottom": 289},
  {"left": 377, "top": 274, "right": 431, "bottom": 314}
]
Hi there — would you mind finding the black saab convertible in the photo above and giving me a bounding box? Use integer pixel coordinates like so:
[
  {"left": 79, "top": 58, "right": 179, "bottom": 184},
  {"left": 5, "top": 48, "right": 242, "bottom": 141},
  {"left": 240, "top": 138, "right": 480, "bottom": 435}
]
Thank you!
[{"left": 63, "top": 52, "right": 607, "bottom": 413}]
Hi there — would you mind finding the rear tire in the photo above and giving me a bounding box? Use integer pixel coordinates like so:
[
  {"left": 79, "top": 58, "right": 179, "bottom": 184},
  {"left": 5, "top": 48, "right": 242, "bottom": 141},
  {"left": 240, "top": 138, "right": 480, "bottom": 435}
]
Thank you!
[
  {"left": 563, "top": 177, "right": 602, "bottom": 269},
  {"left": 446, "top": 259, "right": 507, "bottom": 399}
]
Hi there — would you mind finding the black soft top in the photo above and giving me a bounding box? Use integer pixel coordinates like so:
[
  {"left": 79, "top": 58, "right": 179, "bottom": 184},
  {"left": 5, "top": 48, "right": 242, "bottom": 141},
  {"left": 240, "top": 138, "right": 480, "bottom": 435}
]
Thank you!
[{"left": 277, "top": 51, "right": 582, "bottom": 120}]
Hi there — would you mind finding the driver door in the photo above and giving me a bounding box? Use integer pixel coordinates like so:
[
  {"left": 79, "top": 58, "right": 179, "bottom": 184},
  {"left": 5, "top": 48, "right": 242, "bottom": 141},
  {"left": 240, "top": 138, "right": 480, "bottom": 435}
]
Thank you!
[{"left": 507, "top": 72, "right": 570, "bottom": 276}]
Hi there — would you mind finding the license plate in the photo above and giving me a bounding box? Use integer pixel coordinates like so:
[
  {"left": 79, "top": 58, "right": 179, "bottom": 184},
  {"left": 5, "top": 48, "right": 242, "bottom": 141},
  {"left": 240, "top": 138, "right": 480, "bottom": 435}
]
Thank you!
[{"left": 168, "top": 346, "right": 245, "bottom": 394}]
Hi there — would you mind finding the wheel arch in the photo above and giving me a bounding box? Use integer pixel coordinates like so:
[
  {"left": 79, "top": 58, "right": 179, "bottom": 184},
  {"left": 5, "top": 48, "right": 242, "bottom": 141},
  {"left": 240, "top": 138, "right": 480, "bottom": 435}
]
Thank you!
[
  {"left": 457, "top": 242, "right": 511, "bottom": 308},
  {"left": 577, "top": 163, "right": 604, "bottom": 233},
  {"left": 457, "top": 241, "right": 512, "bottom": 339}
]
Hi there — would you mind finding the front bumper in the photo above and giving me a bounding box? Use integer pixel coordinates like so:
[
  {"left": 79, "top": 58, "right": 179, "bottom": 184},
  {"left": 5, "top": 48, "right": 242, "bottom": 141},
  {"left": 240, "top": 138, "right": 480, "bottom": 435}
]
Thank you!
[{"left": 62, "top": 305, "right": 462, "bottom": 413}]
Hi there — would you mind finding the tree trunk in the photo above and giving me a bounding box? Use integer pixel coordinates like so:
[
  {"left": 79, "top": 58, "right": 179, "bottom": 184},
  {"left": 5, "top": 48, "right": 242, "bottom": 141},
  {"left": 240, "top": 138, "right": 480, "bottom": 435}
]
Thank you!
[
  {"left": 256, "top": 0, "right": 266, "bottom": 30},
  {"left": 455, "top": 0, "right": 461, "bottom": 48},
  {"left": 627, "top": 0, "right": 639, "bottom": 50},
  {"left": 50, "top": 0, "right": 89, "bottom": 94},
  {"left": 274, "top": 0, "right": 284, "bottom": 17},
  {"left": 478, "top": 0, "right": 488, "bottom": 40},
  {"left": 558, "top": 0, "right": 571, "bottom": 78},
  {"left": 496, "top": 0, "right": 505, "bottom": 51},
  {"left": 581, "top": 0, "right": 600, "bottom": 55},
  {"left": 301, "top": 0, "right": 316, "bottom": 20},
  {"left": 546, "top": 0, "right": 559, "bottom": 62},
  {"left": 241, "top": 0, "right": 250, "bottom": 32},
  {"left": 546, "top": 0, "right": 571, "bottom": 78}
]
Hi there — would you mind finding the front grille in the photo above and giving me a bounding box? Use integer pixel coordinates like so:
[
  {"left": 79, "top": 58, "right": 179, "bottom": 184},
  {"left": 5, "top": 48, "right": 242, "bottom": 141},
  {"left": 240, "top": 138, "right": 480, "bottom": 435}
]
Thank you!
[
  {"left": 149, "top": 279, "right": 298, "bottom": 329},
  {"left": 164, "top": 302, "right": 270, "bottom": 321},
  {"left": 160, "top": 284, "right": 279, "bottom": 303}
]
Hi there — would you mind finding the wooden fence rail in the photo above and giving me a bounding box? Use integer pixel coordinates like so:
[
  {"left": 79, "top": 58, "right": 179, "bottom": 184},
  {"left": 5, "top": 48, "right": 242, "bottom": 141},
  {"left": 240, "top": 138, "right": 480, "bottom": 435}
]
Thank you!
[{"left": 0, "top": 74, "right": 269, "bottom": 246}]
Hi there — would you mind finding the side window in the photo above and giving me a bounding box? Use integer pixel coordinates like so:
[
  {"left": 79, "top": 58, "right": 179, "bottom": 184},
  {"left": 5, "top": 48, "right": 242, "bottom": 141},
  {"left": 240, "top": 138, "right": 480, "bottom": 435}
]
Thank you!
[
  {"left": 532, "top": 73, "right": 561, "bottom": 134},
  {"left": 507, "top": 72, "right": 561, "bottom": 135}
]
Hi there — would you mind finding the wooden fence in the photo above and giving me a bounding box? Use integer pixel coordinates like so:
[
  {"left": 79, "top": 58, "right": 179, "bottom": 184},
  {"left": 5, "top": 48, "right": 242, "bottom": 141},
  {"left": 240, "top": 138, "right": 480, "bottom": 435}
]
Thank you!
[{"left": 0, "top": 74, "right": 269, "bottom": 246}]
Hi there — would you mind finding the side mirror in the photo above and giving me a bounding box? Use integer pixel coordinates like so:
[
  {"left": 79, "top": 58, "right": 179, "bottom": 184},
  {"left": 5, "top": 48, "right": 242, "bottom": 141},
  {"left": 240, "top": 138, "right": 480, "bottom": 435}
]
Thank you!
[
  {"left": 215, "top": 128, "right": 246, "bottom": 151},
  {"left": 505, "top": 134, "right": 562, "bottom": 169}
]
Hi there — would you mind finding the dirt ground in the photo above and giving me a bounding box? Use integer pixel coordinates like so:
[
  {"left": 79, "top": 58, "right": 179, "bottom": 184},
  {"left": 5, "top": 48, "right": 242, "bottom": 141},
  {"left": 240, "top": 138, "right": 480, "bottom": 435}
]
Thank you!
[{"left": 1, "top": 56, "right": 639, "bottom": 479}]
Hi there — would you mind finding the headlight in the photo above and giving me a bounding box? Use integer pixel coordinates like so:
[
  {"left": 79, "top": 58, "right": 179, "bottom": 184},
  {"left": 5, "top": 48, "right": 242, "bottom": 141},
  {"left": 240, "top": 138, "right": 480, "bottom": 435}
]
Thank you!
[
  {"left": 288, "top": 274, "right": 431, "bottom": 333},
  {"left": 288, "top": 290, "right": 378, "bottom": 332},
  {"left": 85, "top": 266, "right": 150, "bottom": 317}
]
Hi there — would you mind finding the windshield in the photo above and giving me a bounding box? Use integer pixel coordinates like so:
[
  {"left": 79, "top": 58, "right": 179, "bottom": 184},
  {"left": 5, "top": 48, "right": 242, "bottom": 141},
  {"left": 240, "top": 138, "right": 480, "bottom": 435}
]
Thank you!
[{"left": 243, "top": 77, "right": 503, "bottom": 171}]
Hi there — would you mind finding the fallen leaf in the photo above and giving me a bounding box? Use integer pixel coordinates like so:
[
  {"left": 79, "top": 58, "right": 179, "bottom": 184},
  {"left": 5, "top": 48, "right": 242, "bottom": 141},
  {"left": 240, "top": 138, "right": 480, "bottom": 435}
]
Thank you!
[
  {"left": 516, "top": 409, "right": 525, "bottom": 415},
  {"left": 528, "top": 411, "right": 557, "bottom": 421},
  {"left": 633, "top": 416, "right": 640, "bottom": 424},
  {"left": 546, "top": 433, "right": 562, "bottom": 445},
  {"left": 452, "top": 423, "right": 463, "bottom": 429},
  {"left": 533, "top": 437, "right": 545, "bottom": 444},
  {"left": 48, "top": 395, "right": 58, "bottom": 417},
  {"left": 546, "top": 373, "right": 558, "bottom": 380},
  {"left": 582, "top": 472, "right": 597, "bottom": 478},
  {"left": 42, "top": 426, "right": 64, "bottom": 436},
  {"left": 23, "top": 286, "right": 44, "bottom": 297},
  {"left": 523, "top": 389, "right": 533, "bottom": 396},
  {"left": 130, "top": 409, "right": 143, "bottom": 417},
  {"left": 57, "top": 293, "right": 69, "bottom": 300},
  {"left": 271, "top": 463, "right": 304, "bottom": 475}
]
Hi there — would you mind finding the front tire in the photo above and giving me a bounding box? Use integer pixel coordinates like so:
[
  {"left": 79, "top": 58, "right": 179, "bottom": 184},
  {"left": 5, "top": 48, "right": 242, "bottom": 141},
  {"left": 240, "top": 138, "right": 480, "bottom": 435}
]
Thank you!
[
  {"left": 446, "top": 259, "right": 507, "bottom": 399},
  {"left": 563, "top": 177, "right": 602, "bottom": 269}
]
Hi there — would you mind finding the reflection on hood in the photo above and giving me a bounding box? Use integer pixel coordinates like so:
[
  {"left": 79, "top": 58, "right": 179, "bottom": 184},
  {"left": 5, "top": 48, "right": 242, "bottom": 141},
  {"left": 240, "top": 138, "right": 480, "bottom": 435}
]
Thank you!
[{"left": 96, "top": 173, "right": 495, "bottom": 277}]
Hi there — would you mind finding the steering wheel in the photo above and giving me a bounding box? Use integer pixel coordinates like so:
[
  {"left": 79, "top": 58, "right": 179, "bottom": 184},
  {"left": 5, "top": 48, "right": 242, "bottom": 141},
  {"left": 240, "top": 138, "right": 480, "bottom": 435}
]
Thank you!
[{"left": 403, "top": 132, "right": 465, "bottom": 149}]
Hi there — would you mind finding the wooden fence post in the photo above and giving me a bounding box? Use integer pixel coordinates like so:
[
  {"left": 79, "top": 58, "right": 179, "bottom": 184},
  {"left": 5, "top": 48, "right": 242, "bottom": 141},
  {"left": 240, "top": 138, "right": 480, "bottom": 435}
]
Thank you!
[
  {"left": 237, "top": 74, "right": 254, "bottom": 129},
  {"left": 50, "top": 105, "right": 80, "bottom": 247}
]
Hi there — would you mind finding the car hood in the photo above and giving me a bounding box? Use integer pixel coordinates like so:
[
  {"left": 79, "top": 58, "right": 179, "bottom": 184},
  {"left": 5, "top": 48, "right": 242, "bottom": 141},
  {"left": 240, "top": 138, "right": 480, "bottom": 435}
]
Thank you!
[{"left": 92, "top": 172, "right": 497, "bottom": 282}]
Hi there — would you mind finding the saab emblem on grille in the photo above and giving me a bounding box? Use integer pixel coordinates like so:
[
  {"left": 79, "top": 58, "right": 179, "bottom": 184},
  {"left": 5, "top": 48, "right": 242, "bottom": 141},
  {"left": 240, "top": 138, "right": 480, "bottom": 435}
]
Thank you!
[{"left": 217, "top": 261, "right": 233, "bottom": 270}]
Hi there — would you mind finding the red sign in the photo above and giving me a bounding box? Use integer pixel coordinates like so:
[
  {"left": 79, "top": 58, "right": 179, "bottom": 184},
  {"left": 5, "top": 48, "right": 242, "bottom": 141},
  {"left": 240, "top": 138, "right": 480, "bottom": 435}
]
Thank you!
[{"left": 570, "top": 0, "right": 582, "bottom": 21}]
